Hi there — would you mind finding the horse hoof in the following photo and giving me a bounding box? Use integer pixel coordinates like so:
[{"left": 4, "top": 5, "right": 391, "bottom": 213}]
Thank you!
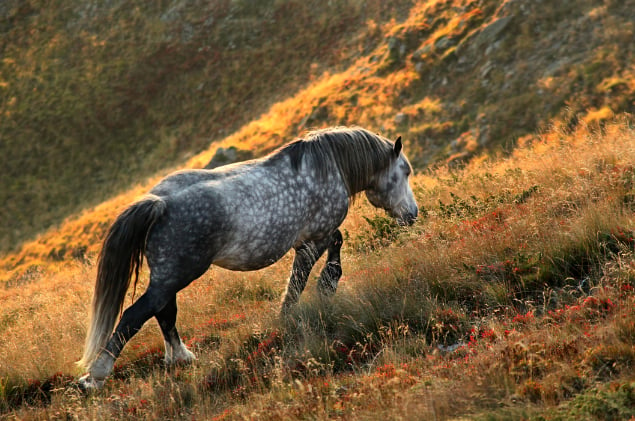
[
  {"left": 181, "top": 348, "right": 197, "bottom": 364},
  {"left": 77, "top": 374, "right": 104, "bottom": 392},
  {"left": 165, "top": 342, "right": 197, "bottom": 366},
  {"left": 168, "top": 351, "right": 197, "bottom": 366}
]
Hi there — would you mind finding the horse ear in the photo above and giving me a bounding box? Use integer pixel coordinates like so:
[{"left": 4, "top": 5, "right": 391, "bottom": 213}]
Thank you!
[{"left": 393, "top": 136, "right": 402, "bottom": 156}]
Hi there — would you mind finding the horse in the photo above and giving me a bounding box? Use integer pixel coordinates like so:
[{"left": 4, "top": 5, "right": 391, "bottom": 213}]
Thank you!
[{"left": 77, "top": 126, "right": 418, "bottom": 389}]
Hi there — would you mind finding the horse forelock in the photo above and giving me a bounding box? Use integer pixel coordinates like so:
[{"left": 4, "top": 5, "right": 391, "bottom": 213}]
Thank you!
[{"left": 277, "top": 127, "right": 394, "bottom": 197}]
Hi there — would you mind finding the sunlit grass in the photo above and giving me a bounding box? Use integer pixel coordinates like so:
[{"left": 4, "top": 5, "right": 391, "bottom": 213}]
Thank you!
[
  {"left": 1, "top": 121, "right": 634, "bottom": 418},
  {"left": 2, "top": 0, "right": 635, "bottom": 417}
]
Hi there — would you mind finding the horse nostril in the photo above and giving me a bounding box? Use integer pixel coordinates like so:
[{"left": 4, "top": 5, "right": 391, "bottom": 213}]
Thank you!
[{"left": 395, "top": 212, "right": 417, "bottom": 226}]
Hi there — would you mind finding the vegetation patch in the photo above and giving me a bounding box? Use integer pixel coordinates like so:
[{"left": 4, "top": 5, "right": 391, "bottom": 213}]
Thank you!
[{"left": 1, "top": 0, "right": 635, "bottom": 418}]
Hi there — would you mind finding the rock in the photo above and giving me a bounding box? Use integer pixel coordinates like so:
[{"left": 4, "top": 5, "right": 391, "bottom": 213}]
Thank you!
[
  {"left": 478, "top": 126, "right": 491, "bottom": 146},
  {"left": 434, "top": 36, "right": 456, "bottom": 51},
  {"left": 412, "top": 44, "right": 433, "bottom": 76},
  {"left": 480, "top": 61, "right": 494, "bottom": 78},
  {"left": 412, "top": 44, "right": 433, "bottom": 62},
  {"left": 473, "top": 16, "right": 513, "bottom": 49},
  {"left": 205, "top": 146, "right": 253, "bottom": 169},
  {"left": 394, "top": 112, "right": 408, "bottom": 125},
  {"left": 387, "top": 36, "right": 407, "bottom": 63},
  {"left": 485, "top": 40, "right": 502, "bottom": 55}
]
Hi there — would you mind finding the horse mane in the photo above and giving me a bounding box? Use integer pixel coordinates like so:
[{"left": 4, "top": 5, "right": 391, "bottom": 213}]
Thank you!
[{"left": 274, "top": 127, "right": 395, "bottom": 196}]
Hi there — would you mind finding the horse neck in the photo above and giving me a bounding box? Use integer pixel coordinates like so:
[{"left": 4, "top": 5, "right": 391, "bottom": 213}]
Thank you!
[{"left": 333, "top": 149, "right": 390, "bottom": 198}]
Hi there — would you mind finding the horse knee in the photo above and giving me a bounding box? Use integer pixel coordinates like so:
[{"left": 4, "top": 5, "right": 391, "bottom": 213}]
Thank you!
[
  {"left": 318, "top": 230, "right": 343, "bottom": 296},
  {"left": 110, "top": 289, "right": 172, "bottom": 348}
]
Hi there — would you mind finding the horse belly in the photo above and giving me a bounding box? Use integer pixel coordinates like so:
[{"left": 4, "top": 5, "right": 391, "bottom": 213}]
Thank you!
[
  {"left": 212, "top": 224, "right": 296, "bottom": 271},
  {"left": 213, "top": 246, "right": 291, "bottom": 271}
]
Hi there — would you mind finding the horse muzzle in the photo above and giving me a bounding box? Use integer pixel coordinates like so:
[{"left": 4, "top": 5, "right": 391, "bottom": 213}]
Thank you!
[
  {"left": 392, "top": 206, "right": 418, "bottom": 226},
  {"left": 397, "top": 212, "right": 417, "bottom": 226}
]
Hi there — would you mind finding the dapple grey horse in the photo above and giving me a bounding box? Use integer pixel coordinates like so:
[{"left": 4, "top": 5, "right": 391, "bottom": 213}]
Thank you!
[{"left": 78, "top": 126, "right": 418, "bottom": 389}]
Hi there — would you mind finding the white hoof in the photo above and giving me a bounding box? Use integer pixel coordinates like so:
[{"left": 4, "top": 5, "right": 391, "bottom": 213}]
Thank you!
[
  {"left": 78, "top": 373, "right": 105, "bottom": 392},
  {"left": 164, "top": 341, "right": 196, "bottom": 365},
  {"left": 177, "top": 348, "right": 197, "bottom": 365}
]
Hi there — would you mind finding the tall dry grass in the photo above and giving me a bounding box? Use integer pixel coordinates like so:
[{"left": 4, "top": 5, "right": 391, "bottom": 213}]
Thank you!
[{"left": 1, "top": 121, "right": 634, "bottom": 418}]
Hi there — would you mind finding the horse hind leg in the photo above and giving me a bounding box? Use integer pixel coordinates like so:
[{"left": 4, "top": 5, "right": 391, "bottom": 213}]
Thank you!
[
  {"left": 317, "top": 229, "right": 343, "bottom": 297},
  {"left": 83, "top": 286, "right": 173, "bottom": 387},
  {"left": 156, "top": 295, "right": 196, "bottom": 365}
]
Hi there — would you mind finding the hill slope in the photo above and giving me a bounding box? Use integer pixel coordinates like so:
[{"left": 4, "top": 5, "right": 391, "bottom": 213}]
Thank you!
[
  {"left": 0, "top": 0, "right": 412, "bottom": 252},
  {"left": 1, "top": 122, "right": 634, "bottom": 419},
  {"left": 2, "top": 0, "right": 635, "bottom": 254},
  {"left": 1, "top": 0, "right": 635, "bottom": 418}
]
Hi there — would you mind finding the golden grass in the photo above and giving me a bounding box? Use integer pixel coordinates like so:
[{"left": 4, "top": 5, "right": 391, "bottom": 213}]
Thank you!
[
  {"left": 3, "top": 1, "right": 635, "bottom": 418},
  {"left": 1, "top": 120, "right": 634, "bottom": 418}
]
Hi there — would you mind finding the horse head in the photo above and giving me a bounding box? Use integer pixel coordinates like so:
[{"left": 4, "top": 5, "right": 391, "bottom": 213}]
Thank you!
[{"left": 365, "top": 136, "right": 418, "bottom": 226}]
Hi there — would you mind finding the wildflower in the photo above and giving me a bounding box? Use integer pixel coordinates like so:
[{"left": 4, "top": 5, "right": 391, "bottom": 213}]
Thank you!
[
  {"left": 504, "top": 329, "right": 516, "bottom": 338},
  {"left": 582, "top": 296, "right": 599, "bottom": 308},
  {"left": 620, "top": 284, "right": 634, "bottom": 293},
  {"left": 480, "top": 328, "right": 496, "bottom": 342},
  {"left": 376, "top": 363, "right": 396, "bottom": 377},
  {"left": 600, "top": 297, "right": 616, "bottom": 312},
  {"left": 512, "top": 311, "right": 534, "bottom": 324}
]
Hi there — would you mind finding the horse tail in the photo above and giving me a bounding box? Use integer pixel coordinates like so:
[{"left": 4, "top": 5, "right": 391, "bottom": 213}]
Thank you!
[{"left": 78, "top": 194, "right": 166, "bottom": 369}]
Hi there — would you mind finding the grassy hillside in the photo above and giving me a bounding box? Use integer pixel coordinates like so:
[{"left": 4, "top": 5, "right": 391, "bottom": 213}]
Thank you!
[
  {"left": 1, "top": 0, "right": 635, "bottom": 419},
  {"left": 2, "top": 0, "right": 635, "bottom": 254},
  {"left": 0, "top": 0, "right": 413, "bottom": 253},
  {"left": 0, "top": 122, "right": 634, "bottom": 419}
]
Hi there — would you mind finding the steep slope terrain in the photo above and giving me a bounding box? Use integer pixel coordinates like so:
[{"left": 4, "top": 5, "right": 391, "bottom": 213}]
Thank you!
[
  {"left": 0, "top": 1, "right": 634, "bottom": 419},
  {"left": 1, "top": 122, "right": 634, "bottom": 419},
  {"left": 4, "top": 0, "right": 635, "bottom": 283},
  {"left": 213, "top": 0, "right": 635, "bottom": 166},
  {"left": 0, "top": 0, "right": 412, "bottom": 252},
  {"left": 2, "top": 0, "right": 635, "bottom": 254}
]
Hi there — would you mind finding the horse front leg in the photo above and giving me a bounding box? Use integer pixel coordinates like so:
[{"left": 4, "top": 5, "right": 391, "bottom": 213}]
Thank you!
[
  {"left": 317, "top": 229, "right": 343, "bottom": 297},
  {"left": 281, "top": 238, "right": 329, "bottom": 313}
]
